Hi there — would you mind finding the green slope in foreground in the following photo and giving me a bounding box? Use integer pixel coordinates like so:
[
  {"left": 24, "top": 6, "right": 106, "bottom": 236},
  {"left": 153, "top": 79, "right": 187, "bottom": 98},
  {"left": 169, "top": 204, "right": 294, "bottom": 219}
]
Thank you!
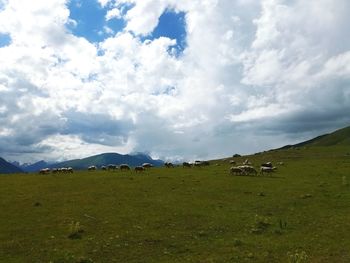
[{"left": 0, "top": 128, "right": 350, "bottom": 262}]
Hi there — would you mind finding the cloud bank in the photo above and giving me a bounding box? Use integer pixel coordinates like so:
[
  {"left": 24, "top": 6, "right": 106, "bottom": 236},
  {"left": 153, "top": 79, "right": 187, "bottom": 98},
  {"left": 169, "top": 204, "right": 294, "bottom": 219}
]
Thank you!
[{"left": 0, "top": 0, "right": 349, "bottom": 162}]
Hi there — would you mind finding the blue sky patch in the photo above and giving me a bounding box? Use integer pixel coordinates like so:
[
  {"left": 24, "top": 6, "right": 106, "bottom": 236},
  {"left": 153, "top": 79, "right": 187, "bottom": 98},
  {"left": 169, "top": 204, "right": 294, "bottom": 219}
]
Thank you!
[
  {"left": 66, "top": 1, "right": 187, "bottom": 54},
  {"left": 0, "top": 33, "right": 11, "bottom": 47},
  {"left": 67, "top": 0, "right": 126, "bottom": 43},
  {"left": 145, "top": 10, "right": 187, "bottom": 55}
]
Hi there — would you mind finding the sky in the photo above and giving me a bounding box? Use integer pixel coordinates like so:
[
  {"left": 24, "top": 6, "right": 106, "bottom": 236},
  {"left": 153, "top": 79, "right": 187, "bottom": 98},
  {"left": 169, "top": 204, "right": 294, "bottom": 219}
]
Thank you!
[{"left": 0, "top": 0, "right": 349, "bottom": 163}]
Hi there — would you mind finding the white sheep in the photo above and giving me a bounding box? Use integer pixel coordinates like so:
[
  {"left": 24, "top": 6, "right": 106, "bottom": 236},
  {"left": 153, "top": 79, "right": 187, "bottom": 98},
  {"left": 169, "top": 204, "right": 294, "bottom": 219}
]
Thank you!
[{"left": 230, "top": 166, "right": 244, "bottom": 176}]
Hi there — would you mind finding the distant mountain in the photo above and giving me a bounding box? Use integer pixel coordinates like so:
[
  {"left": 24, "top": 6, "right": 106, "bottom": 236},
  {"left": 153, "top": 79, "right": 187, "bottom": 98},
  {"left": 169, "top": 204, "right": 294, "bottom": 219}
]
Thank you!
[
  {"left": 0, "top": 157, "right": 23, "bottom": 174},
  {"left": 10, "top": 161, "right": 22, "bottom": 168},
  {"left": 22, "top": 160, "right": 49, "bottom": 173},
  {"left": 280, "top": 125, "right": 350, "bottom": 149},
  {"left": 50, "top": 152, "right": 164, "bottom": 170}
]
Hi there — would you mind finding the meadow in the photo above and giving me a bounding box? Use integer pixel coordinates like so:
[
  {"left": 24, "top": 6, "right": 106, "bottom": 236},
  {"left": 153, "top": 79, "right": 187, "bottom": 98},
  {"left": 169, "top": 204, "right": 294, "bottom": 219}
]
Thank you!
[{"left": 0, "top": 146, "right": 350, "bottom": 262}]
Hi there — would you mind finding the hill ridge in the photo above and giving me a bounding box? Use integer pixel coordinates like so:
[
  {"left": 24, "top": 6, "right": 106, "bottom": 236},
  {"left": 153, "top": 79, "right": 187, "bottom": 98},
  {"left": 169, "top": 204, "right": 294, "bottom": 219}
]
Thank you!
[{"left": 280, "top": 125, "right": 350, "bottom": 149}]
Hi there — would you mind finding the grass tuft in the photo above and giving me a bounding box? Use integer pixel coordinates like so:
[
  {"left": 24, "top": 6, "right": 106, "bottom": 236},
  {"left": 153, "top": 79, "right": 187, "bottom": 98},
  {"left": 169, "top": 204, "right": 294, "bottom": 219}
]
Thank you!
[
  {"left": 68, "top": 221, "right": 84, "bottom": 239},
  {"left": 250, "top": 214, "right": 271, "bottom": 234},
  {"left": 287, "top": 250, "right": 308, "bottom": 263},
  {"left": 342, "top": 176, "right": 348, "bottom": 186}
]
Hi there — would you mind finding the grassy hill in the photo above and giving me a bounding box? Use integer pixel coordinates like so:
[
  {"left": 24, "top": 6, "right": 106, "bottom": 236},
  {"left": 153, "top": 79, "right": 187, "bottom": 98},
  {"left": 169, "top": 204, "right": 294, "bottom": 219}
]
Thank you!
[
  {"left": 0, "top": 157, "right": 23, "bottom": 174},
  {"left": 281, "top": 125, "right": 350, "bottom": 149},
  {"left": 0, "top": 128, "right": 350, "bottom": 262},
  {"left": 51, "top": 152, "right": 164, "bottom": 170}
]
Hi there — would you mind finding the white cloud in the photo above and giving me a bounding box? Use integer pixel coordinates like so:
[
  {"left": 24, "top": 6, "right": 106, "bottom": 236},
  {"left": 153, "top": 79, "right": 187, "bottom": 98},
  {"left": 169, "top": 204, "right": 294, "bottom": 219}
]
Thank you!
[
  {"left": 0, "top": 0, "right": 349, "bottom": 163},
  {"left": 97, "top": 0, "right": 112, "bottom": 8},
  {"left": 124, "top": 1, "right": 169, "bottom": 36},
  {"left": 105, "top": 7, "right": 121, "bottom": 21}
]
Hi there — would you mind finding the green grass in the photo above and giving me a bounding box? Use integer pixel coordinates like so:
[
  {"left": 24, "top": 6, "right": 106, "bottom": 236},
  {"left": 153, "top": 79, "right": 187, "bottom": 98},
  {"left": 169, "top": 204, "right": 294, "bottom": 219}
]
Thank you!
[{"left": 1, "top": 146, "right": 350, "bottom": 262}]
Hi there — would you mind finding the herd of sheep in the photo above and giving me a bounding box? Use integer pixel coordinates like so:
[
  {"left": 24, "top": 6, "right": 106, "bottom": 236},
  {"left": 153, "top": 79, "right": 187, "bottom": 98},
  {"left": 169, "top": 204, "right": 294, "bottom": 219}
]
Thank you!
[
  {"left": 39, "top": 167, "right": 74, "bottom": 174},
  {"left": 39, "top": 163, "right": 155, "bottom": 174},
  {"left": 229, "top": 160, "right": 281, "bottom": 176},
  {"left": 38, "top": 159, "right": 281, "bottom": 176}
]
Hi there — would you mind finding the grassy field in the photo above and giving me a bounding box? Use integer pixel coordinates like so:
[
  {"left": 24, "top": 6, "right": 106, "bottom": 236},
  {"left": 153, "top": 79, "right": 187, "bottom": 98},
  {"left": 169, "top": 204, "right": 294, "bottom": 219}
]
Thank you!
[{"left": 1, "top": 146, "right": 350, "bottom": 262}]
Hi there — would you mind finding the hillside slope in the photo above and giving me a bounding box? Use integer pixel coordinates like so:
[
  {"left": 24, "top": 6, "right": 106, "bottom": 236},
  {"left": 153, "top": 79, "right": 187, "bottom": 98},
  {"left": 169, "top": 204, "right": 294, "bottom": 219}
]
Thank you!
[
  {"left": 281, "top": 125, "right": 350, "bottom": 149},
  {"left": 0, "top": 157, "right": 23, "bottom": 174},
  {"left": 51, "top": 152, "right": 164, "bottom": 169}
]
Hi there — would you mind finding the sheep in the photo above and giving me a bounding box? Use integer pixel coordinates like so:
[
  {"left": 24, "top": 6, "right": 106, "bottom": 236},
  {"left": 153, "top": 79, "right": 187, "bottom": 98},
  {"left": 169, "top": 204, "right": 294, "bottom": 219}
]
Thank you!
[
  {"left": 229, "top": 160, "right": 236, "bottom": 165},
  {"left": 39, "top": 168, "right": 50, "bottom": 174},
  {"left": 230, "top": 166, "right": 244, "bottom": 176},
  {"left": 261, "top": 162, "right": 273, "bottom": 168},
  {"left": 244, "top": 166, "right": 257, "bottom": 176},
  {"left": 120, "top": 164, "right": 131, "bottom": 171},
  {"left": 201, "top": 161, "right": 210, "bottom": 166},
  {"left": 60, "top": 167, "right": 68, "bottom": 173},
  {"left": 164, "top": 162, "right": 174, "bottom": 168},
  {"left": 193, "top": 160, "right": 210, "bottom": 167},
  {"left": 134, "top": 166, "right": 145, "bottom": 172},
  {"left": 194, "top": 161, "right": 203, "bottom": 167},
  {"left": 238, "top": 165, "right": 257, "bottom": 176},
  {"left": 107, "top": 164, "right": 118, "bottom": 170},
  {"left": 142, "top": 163, "right": 153, "bottom": 169},
  {"left": 108, "top": 164, "right": 118, "bottom": 170},
  {"left": 55, "top": 167, "right": 73, "bottom": 173},
  {"left": 88, "top": 166, "right": 97, "bottom": 171},
  {"left": 260, "top": 166, "right": 277, "bottom": 175},
  {"left": 182, "top": 162, "right": 192, "bottom": 168},
  {"left": 101, "top": 166, "right": 107, "bottom": 171},
  {"left": 243, "top": 159, "right": 252, "bottom": 165}
]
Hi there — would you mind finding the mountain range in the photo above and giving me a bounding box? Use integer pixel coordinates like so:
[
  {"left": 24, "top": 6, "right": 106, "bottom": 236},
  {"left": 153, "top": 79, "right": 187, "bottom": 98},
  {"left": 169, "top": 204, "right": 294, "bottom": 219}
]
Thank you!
[{"left": 0, "top": 157, "right": 23, "bottom": 174}]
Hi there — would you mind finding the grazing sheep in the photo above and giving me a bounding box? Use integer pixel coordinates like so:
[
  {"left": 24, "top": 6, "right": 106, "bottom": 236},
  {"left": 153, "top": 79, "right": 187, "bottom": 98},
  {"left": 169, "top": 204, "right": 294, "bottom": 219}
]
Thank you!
[
  {"left": 193, "top": 160, "right": 210, "bottom": 167},
  {"left": 194, "top": 161, "right": 203, "bottom": 167},
  {"left": 142, "top": 163, "right": 153, "bottom": 169},
  {"left": 245, "top": 166, "right": 257, "bottom": 176},
  {"left": 134, "top": 166, "right": 145, "bottom": 172},
  {"left": 201, "top": 161, "right": 210, "bottom": 166},
  {"left": 88, "top": 166, "right": 97, "bottom": 171},
  {"left": 238, "top": 165, "right": 257, "bottom": 176},
  {"left": 108, "top": 164, "right": 118, "bottom": 170},
  {"left": 165, "top": 162, "right": 174, "bottom": 168},
  {"left": 260, "top": 166, "right": 277, "bottom": 175},
  {"left": 230, "top": 166, "right": 244, "bottom": 176},
  {"left": 243, "top": 159, "right": 252, "bottom": 165},
  {"left": 67, "top": 167, "right": 74, "bottom": 173},
  {"left": 182, "top": 162, "right": 192, "bottom": 168},
  {"left": 39, "top": 168, "right": 50, "bottom": 174},
  {"left": 120, "top": 164, "right": 131, "bottom": 171},
  {"left": 261, "top": 162, "right": 273, "bottom": 168},
  {"left": 229, "top": 160, "right": 236, "bottom": 165},
  {"left": 60, "top": 167, "right": 68, "bottom": 173},
  {"left": 52, "top": 168, "right": 59, "bottom": 174},
  {"left": 101, "top": 166, "right": 107, "bottom": 171}
]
